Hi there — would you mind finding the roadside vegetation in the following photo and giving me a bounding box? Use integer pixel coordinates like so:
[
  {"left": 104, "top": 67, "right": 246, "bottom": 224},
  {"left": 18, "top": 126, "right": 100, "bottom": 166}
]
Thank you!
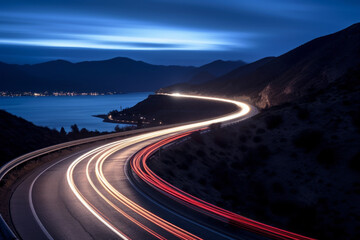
[
  {"left": 148, "top": 67, "right": 360, "bottom": 240},
  {"left": 0, "top": 111, "right": 118, "bottom": 166},
  {"left": 105, "top": 94, "right": 237, "bottom": 127}
]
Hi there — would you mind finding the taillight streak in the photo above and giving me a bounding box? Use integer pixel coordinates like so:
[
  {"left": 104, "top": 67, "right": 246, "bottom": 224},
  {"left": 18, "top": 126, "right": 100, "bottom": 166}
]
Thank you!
[{"left": 130, "top": 131, "right": 316, "bottom": 240}]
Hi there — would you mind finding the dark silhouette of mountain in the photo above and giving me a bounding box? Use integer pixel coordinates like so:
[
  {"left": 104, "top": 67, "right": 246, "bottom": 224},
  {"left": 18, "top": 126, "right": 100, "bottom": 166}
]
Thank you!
[
  {"left": 0, "top": 110, "right": 110, "bottom": 165},
  {"left": 196, "top": 60, "right": 247, "bottom": 76},
  {"left": 0, "top": 110, "right": 62, "bottom": 165},
  {"left": 0, "top": 62, "right": 41, "bottom": 92},
  {"left": 106, "top": 94, "right": 237, "bottom": 126},
  {"left": 160, "top": 57, "right": 274, "bottom": 93},
  {"left": 150, "top": 65, "right": 360, "bottom": 240},
  {"left": 207, "top": 57, "right": 275, "bottom": 85},
  {"left": 0, "top": 57, "right": 245, "bottom": 93},
  {"left": 188, "top": 60, "right": 246, "bottom": 83},
  {"left": 160, "top": 23, "right": 360, "bottom": 108}
]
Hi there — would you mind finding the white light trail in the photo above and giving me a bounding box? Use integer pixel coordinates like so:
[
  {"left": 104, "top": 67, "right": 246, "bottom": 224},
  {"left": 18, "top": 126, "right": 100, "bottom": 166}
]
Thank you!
[{"left": 66, "top": 93, "right": 253, "bottom": 238}]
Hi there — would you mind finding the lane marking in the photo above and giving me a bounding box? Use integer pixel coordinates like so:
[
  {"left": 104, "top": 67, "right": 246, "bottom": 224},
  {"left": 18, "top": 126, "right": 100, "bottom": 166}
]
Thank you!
[
  {"left": 85, "top": 151, "right": 167, "bottom": 240},
  {"left": 67, "top": 142, "right": 131, "bottom": 240},
  {"left": 29, "top": 151, "right": 89, "bottom": 240},
  {"left": 124, "top": 154, "right": 237, "bottom": 240},
  {"left": 64, "top": 94, "right": 254, "bottom": 239},
  {"left": 94, "top": 142, "right": 202, "bottom": 240}
]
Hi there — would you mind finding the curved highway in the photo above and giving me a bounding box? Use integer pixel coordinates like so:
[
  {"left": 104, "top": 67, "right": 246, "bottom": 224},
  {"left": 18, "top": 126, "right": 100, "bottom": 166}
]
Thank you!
[{"left": 9, "top": 93, "right": 313, "bottom": 240}]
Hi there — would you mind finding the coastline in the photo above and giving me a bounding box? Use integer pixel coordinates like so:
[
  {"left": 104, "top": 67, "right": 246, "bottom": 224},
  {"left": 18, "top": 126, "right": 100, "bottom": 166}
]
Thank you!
[
  {"left": 0, "top": 93, "right": 151, "bottom": 132},
  {"left": 93, "top": 114, "right": 138, "bottom": 126}
]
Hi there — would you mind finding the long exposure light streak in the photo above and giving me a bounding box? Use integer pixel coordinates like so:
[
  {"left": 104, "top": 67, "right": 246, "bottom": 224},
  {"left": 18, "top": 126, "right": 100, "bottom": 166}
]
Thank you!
[
  {"left": 95, "top": 143, "right": 202, "bottom": 240},
  {"left": 130, "top": 132, "right": 316, "bottom": 240},
  {"left": 66, "top": 93, "right": 255, "bottom": 239},
  {"left": 85, "top": 150, "right": 167, "bottom": 240},
  {"left": 66, "top": 142, "right": 131, "bottom": 240}
]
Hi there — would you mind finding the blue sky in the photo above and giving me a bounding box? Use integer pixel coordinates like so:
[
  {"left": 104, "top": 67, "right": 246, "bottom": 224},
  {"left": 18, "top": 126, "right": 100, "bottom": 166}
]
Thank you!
[{"left": 0, "top": 0, "right": 359, "bottom": 65}]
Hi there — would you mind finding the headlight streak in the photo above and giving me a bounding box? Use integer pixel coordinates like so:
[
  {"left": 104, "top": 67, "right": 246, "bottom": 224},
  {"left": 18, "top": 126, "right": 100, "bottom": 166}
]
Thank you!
[
  {"left": 66, "top": 93, "right": 253, "bottom": 239},
  {"left": 95, "top": 143, "right": 202, "bottom": 240},
  {"left": 68, "top": 134, "right": 202, "bottom": 240},
  {"left": 67, "top": 142, "right": 131, "bottom": 240},
  {"left": 85, "top": 149, "right": 167, "bottom": 240}
]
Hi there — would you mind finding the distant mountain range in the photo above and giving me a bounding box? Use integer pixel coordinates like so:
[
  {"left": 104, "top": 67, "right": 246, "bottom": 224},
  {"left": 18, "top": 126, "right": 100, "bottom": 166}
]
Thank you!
[
  {"left": 2, "top": 23, "right": 359, "bottom": 108},
  {"left": 0, "top": 57, "right": 245, "bottom": 93},
  {"left": 188, "top": 59, "right": 246, "bottom": 83},
  {"left": 160, "top": 23, "right": 360, "bottom": 108}
]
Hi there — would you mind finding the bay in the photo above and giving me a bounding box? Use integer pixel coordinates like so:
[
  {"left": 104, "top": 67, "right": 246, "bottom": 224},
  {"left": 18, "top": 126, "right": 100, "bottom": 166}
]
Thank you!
[{"left": 0, "top": 92, "right": 151, "bottom": 132}]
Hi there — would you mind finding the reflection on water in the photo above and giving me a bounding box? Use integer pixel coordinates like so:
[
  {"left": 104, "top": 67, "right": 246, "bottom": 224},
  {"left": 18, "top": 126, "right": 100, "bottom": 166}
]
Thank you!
[{"left": 0, "top": 93, "right": 151, "bottom": 132}]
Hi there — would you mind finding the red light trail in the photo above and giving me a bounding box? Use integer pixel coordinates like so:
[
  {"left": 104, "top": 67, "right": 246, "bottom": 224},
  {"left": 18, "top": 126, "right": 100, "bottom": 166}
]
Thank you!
[{"left": 130, "top": 130, "right": 316, "bottom": 240}]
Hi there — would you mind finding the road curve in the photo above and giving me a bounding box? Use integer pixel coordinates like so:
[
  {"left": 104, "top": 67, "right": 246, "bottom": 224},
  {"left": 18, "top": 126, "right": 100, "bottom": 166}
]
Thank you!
[
  {"left": 8, "top": 93, "right": 312, "bottom": 240},
  {"left": 130, "top": 131, "right": 315, "bottom": 240}
]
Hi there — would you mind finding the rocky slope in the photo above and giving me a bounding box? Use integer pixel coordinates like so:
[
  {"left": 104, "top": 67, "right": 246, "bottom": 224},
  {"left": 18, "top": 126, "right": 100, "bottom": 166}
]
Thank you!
[
  {"left": 159, "top": 23, "right": 360, "bottom": 109},
  {"left": 149, "top": 66, "right": 360, "bottom": 239}
]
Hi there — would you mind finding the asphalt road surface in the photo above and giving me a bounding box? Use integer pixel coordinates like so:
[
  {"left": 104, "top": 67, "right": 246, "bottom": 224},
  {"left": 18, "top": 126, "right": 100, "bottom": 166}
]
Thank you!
[{"left": 9, "top": 94, "right": 288, "bottom": 240}]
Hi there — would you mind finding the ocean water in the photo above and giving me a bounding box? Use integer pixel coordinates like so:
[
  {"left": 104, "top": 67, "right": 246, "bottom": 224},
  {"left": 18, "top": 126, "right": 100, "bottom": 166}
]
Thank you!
[{"left": 0, "top": 93, "right": 151, "bottom": 132}]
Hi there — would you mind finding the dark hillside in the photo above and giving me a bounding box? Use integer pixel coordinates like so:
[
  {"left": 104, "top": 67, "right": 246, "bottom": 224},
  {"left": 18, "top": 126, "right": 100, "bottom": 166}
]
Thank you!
[
  {"left": 0, "top": 57, "right": 245, "bottom": 93},
  {"left": 161, "top": 57, "right": 274, "bottom": 93},
  {"left": 149, "top": 66, "right": 360, "bottom": 240},
  {"left": 107, "top": 94, "right": 237, "bottom": 126},
  {"left": 160, "top": 23, "right": 360, "bottom": 109},
  {"left": 0, "top": 110, "right": 103, "bottom": 165},
  {"left": 0, "top": 110, "right": 62, "bottom": 165},
  {"left": 188, "top": 60, "right": 246, "bottom": 83}
]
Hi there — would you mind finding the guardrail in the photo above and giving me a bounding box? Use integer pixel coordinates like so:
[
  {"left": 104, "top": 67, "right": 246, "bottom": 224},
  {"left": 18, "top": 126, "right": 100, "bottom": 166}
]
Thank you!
[
  {"left": 0, "top": 96, "right": 256, "bottom": 239},
  {"left": 0, "top": 122, "right": 190, "bottom": 239},
  {"left": 0, "top": 122, "right": 186, "bottom": 181},
  {"left": 0, "top": 215, "right": 17, "bottom": 240},
  {"left": 0, "top": 103, "right": 257, "bottom": 182},
  {"left": 0, "top": 114, "right": 238, "bottom": 238}
]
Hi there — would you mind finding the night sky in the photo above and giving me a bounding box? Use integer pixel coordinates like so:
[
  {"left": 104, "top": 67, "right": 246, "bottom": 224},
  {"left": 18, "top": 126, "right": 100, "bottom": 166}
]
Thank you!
[{"left": 0, "top": 0, "right": 359, "bottom": 66}]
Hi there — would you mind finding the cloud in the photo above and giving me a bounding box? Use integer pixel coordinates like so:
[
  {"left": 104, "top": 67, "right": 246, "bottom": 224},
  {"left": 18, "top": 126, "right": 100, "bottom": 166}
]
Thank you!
[
  {"left": 0, "top": 12, "right": 253, "bottom": 52},
  {"left": 0, "top": 0, "right": 359, "bottom": 65}
]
